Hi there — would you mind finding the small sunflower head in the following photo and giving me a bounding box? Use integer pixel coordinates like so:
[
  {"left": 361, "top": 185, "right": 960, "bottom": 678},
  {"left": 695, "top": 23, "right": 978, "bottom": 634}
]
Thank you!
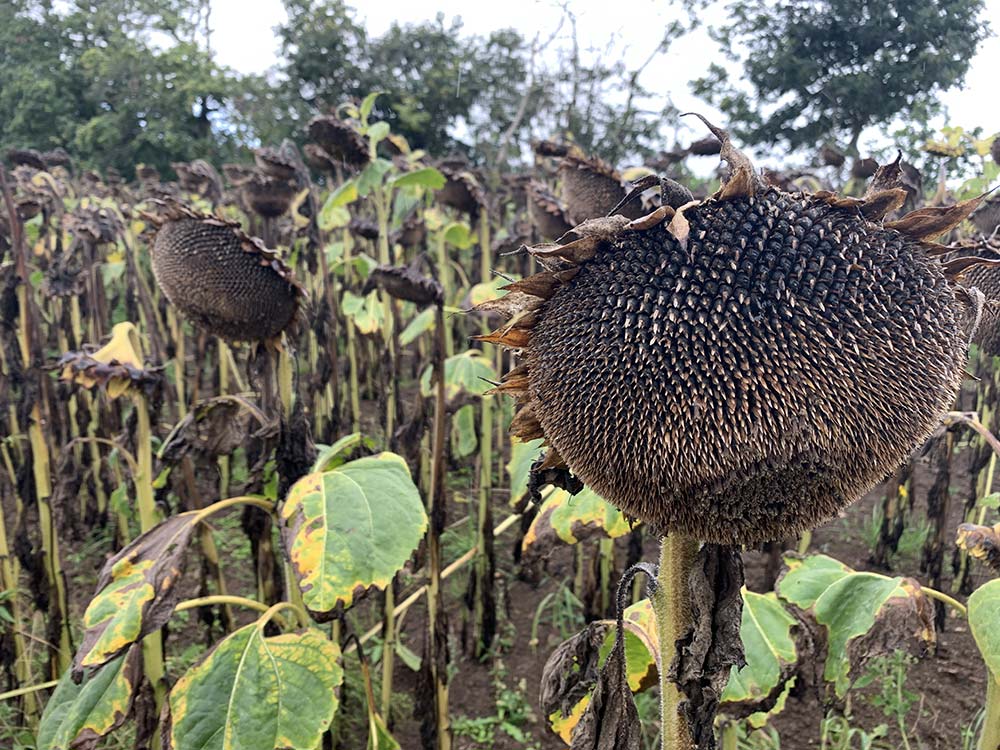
[{"left": 143, "top": 201, "right": 305, "bottom": 343}]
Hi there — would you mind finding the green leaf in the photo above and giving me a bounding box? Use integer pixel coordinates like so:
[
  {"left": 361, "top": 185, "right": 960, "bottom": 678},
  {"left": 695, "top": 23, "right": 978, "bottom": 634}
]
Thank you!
[
  {"left": 360, "top": 92, "right": 382, "bottom": 123},
  {"left": 979, "top": 492, "right": 1000, "bottom": 510},
  {"left": 356, "top": 159, "right": 393, "bottom": 197},
  {"left": 778, "top": 555, "right": 933, "bottom": 697},
  {"left": 419, "top": 350, "right": 496, "bottom": 399},
  {"left": 507, "top": 438, "right": 544, "bottom": 508},
  {"left": 367, "top": 711, "right": 400, "bottom": 750},
  {"left": 367, "top": 121, "right": 390, "bottom": 147},
  {"left": 390, "top": 167, "right": 446, "bottom": 191},
  {"left": 720, "top": 590, "right": 797, "bottom": 720},
  {"left": 394, "top": 642, "right": 422, "bottom": 672},
  {"left": 776, "top": 554, "right": 851, "bottom": 609},
  {"left": 318, "top": 181, "right": 358, "bottom": 231},
  {"left": 969, "top": 579, "right": 1000, "bottom": 682},
  {"left": 453, "top": 403, "right": 477, "bottom": 458},
  {"left": 165, "top": 625, "right": 341, "bottom": 750},
  {"left": 442, "top": 221, "right": 473, "bottom": 249},
  {"left": 279, "top": 453, "right": 427, "bottom": 616},
  {"left": 38, "top": 648, "right": 140, "bottom": 750},
  {"left": 74, "top": 512, "right": 200, "bottom": 672},
  {"left": 311, "top": 433, "right": 363, "bottom": 473},
  {"left": 521, "top": 487, "right": 632, "bottom": 561},
  {"left": 342, "top": 290, "right": 384, "bottom": 335},
  {"left": 469, "top": 275, "right": 515, "bottom": 307},
  {"left": 399, "top": 306, "right": 435, "bottom": 346}
]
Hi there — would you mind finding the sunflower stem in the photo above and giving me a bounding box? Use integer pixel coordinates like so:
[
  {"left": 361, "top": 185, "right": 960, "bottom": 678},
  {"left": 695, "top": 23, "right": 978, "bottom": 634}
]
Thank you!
[
  {"left": 653, "top": 533, "right": 699, "bottom": 750},
  {"left": 981, "top": 675, "right": 1000, "bottom": 750}
]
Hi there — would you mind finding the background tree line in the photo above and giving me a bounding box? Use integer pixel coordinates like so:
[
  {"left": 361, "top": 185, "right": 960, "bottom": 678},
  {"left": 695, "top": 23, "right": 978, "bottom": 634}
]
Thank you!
[{"left": 0, "top": 0, "right": 989, "bottom": 178}]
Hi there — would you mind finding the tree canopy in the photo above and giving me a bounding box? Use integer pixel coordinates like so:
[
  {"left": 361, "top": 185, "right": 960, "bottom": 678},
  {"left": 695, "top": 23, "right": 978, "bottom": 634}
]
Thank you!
[
  {"left": 691, "top": 0, "right": 989, "bottom": 154},
  {"left": 0, "top": 0, "right": 991, "bottom": 174}
]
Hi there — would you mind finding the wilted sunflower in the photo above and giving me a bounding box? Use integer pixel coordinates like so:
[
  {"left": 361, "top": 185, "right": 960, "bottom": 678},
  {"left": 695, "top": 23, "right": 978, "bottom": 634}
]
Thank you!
[
  {"left": 481, "top": 118, "right": 987, "bottom": 545},
  {"left": 242, "top": 172, "right": 298, "bottom": 218},
  {"left": 143, "top": 201, "right": 305, "bottom": 342},
  {"left": 534, "top": 140, "right": 644, "bottom": 224},
  {"left": 992, "top": 136, "right": 1000, "bottom": 165},
  {"left": 307, "top": 115, "right": 370, "bottom": 171},
  {"left": 526, "top": 180, "right": 573, "bottom": 241}
]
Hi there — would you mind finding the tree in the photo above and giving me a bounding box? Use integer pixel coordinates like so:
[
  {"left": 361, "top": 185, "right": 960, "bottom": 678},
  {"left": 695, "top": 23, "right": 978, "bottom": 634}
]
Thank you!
[
  {"left": 691, "top": 0, "right": 989, "bottom": 154},
  {"left": 0, "top": 0, "right": 237, "bottom": 176}
]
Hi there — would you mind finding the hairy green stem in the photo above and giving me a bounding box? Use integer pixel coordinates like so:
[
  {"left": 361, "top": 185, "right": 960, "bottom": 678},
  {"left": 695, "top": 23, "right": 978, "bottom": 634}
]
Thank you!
[
  {"left": 981, "top": 675, "right": 1000, "bottom": 750},
  {"left": 653, "top": 534, "right": 699, "bottom": 750}
]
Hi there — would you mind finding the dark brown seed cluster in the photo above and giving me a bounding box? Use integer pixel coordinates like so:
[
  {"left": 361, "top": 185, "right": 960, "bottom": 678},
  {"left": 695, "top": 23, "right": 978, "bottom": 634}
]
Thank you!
[
  {"left": 524, "top": 191, "right": 970, "bottom": 543},
  {"left": 148, "top": 205, "right": 303, "bottom": 342},
  {"left": 481, "top": 128, "right": 986, "bottom": 545}
]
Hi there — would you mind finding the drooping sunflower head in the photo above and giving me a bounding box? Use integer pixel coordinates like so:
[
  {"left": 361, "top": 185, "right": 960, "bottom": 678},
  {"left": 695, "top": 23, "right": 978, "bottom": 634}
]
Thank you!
[
  {"left": 482, "top": 119, "right": 987, "bottom": 545},
  {"left": 144, "top": 201, "right": 305, "bottom": 343}
]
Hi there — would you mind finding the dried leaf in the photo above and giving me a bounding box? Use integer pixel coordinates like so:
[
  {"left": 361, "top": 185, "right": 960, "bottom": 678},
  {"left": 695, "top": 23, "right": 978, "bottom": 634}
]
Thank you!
[
  {"left": 682, "top": 113, "right": 762, "bottom": 200},
  {"left": 956, "top": 522, "right": 1000, "bottom": 573},
  {"left": 886, "top": 194, "right": 988, "bottom": 241}
]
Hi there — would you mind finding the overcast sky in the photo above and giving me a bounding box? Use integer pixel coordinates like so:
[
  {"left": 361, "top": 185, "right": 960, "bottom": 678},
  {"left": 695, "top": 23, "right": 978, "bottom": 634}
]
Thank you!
[{"left": 208, "top": 0, "right": 1000, "bottom": 152}]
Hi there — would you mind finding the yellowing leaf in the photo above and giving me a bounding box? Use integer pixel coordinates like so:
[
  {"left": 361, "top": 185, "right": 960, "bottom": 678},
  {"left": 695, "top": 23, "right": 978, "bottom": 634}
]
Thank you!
[
  {"left": 522, "top": 487, "right": 632, "bottom": 562},
  {"left": 280, "top": 453, "right": 427, "bottom": 617},
  {"left": 165, "top": 626, "right": 342, "bottom": 750},
  {"left": 73, "top": 512, "right": 200, "bottom": 674}
]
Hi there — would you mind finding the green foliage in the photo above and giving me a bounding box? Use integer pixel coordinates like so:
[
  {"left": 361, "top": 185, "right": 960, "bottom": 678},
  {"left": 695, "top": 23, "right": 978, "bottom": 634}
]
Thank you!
[
  {"left": 692, "top": 0, "right": 989, "bottom": 153},
  {"left": 0, "top": 1, "right": 237, "bottom": 175}
]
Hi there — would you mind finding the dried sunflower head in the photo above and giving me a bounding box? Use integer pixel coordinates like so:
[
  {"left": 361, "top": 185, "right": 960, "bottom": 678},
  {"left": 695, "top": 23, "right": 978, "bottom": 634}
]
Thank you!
[
  {"left": 307, "top": 115, "right": 370, "bottom": 171},
  {"left": 992, "top": 136, "right": 1000, "bottom": 165},
  {"left": 526, "top": 180, "right": 572, "bottom": 241},
  {"left": 483, "top": 120, "right": 986, "bottom": 545},
  {"left": 436, "top": 162, "right": 485, "bottom": 216},
  {"left": 6, "top": 148, "right": 45, "bottom": 171},
  {"left": 143, "top": 201, "right": 305, "bottom": 342},
  {"left": 59, "top": 322, "right": 162, "bottom": 399},
  {"left": 172, "top": 160, "right": 223, "bottom": 204},
  {"left": 242, "top": 172, "right": 297, "bottom": 218}
]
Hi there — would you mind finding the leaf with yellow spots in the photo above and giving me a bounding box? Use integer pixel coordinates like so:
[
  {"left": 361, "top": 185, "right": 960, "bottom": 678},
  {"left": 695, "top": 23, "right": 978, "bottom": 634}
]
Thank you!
[
  {"left": 521, "top": 487, "right": 632, "bottom": 563},
  {"left": 37, "top": 646, "right": 141, "bottom": 750},
  {"left": 163, "top": 625, "right": 341, "bottom": 750},
  {"left": 280, "top": 453, "right": 427, "bottom": 619},
  {"left": 73, "top": 512, "right": 200, "bottom": 677},
  {"left": 506, "top": 438, "right": 544, "bottom": 508}
]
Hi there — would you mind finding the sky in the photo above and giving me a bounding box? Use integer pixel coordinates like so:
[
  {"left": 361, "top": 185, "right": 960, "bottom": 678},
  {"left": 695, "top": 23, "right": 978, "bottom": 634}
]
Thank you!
[{"left": 208, "top": 0, "right": 1000, "bottom": 153}]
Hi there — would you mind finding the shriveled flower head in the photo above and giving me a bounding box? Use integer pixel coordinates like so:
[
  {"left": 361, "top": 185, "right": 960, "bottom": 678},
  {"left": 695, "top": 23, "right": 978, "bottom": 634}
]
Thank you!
[
  {"left": 482, "top": 118, "right": 987, "bottom": 545},
  {"left": 59, "top": 322, "right": 162, "bottom": 400},
  {"left": 307, "top": 115, "right": 369, "bottom": 171},
  {"left": 143, "top": 201, "right": 305, "bottom": 342}
]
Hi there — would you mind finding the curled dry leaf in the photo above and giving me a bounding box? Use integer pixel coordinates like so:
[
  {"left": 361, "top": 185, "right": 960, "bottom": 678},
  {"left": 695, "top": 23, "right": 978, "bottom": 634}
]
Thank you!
[{"left": 956, "top": 522, "right": 1000, "bottom": 573}]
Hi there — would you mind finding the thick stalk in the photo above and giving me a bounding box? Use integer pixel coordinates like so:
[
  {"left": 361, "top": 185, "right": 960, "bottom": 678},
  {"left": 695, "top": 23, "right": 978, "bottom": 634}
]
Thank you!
[
  {"left": 218, "top": 341, "right": 231, "bottom": 499},
  {"left": 980, "top": 675, "right": 1000, "bottom": 750},
  {"left": 436, "top": 233, "right": 454, "bottom": 357},
  {"left": 133, "top": 393, "right": 166, "bottom": 733},
  {"left": 427, "top": 305, "right": 451, "bottom": 749},
  {"left": 0, "top": 451, "right": 36, "bottom": 719},
  {"left": 374, "top": 186, "right": 399, "bottom": 720},
  {"left": 652, "top": 534, "right": 699, "bottom": 750},
  {"left": 3, "top": 165, "right": 72, "bottom": 676},
  {"left": 342, "top": 229, "right": 361, "bottom": 433},
  {"left": 473, "top": 209, "right": 496, "bottom": 656},
  {"left": 598, "top": 537, "right": 614, "bottom": 617},
  {"left": 167, "top": 308, "right": 186, "bottom": 418}
]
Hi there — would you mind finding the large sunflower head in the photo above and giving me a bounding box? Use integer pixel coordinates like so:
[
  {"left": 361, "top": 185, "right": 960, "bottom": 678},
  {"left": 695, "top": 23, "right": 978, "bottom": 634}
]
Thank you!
[{"left": 482, "top": 119, "right": 987, "bottom": 545}]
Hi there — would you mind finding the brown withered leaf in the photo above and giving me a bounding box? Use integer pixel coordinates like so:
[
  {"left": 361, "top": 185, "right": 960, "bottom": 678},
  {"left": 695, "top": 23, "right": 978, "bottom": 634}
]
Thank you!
[
  {"left": 73, "top": 512, "right": 201, "bottom": 678},
  {"left": 540, "top": 623, "right": 608, "bottom": 730},
  {"left": 682, "top": 113, "right": 763, "bottom": 200},
  {"left": 956, "top": 522, "right": 1000, "bottom": 573},
  {"left": 670, "top": 545, "right": 746, "bottom": 750},
  {"left": 886, "top": 194, "right": 988, "bottom": 241},
  {"left": 161, "top": 396, "right": 273, "bottom": 463}
]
